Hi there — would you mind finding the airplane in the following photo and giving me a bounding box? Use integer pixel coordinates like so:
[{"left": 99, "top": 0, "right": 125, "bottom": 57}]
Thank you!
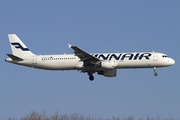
[{"left": 5, "top": 34, "right": 175, "bottom": 81}]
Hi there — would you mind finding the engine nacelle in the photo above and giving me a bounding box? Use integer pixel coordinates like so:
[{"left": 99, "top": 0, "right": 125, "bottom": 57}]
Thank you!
[
  {"left": 98, "top": 69, "right": 117, "bottom": 77},
  {"left": 96, "top": 61, "right": 117, "bottom": 69}
]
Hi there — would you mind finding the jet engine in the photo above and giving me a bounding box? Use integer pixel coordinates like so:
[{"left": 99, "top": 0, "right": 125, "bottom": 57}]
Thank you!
[
  {"left": 96, "top": 60, "right": 117, "bottom": 69},
  {"left": 98, "top": 69, "right": 117, "bottom": 77}
]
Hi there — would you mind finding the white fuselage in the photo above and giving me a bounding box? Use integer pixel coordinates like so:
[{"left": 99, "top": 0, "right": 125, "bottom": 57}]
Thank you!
[{"left": 6, "top": 52, "right": 175, "bottom": 71}]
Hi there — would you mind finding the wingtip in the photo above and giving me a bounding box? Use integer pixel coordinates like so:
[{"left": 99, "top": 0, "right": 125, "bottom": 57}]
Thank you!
[{"left": 68, "top": 44, "right": 71, "bottom": 48}]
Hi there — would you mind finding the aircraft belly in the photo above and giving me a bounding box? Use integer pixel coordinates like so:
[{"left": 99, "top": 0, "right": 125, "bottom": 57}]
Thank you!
[
  {"left": 38, "top": 60, "right": 78, "bottom": 70},
  {"left": 117, "top": 60, "right": 153, "bottom": 68},
  {"left": 116, "top": 59, "right": 166, "bottom": 68},
  {"left": 56, "top": 61, "right": 78, "bottom": 70}
]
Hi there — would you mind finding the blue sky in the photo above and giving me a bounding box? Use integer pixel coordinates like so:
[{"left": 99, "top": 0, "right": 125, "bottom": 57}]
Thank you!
[{"left": 0, "top": 1, "right": 180, "bottom": 119}]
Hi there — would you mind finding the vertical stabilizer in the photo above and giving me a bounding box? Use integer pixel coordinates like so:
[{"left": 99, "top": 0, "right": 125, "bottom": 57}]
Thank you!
[{"left": 8, "top": 34, "right": 35, "bottom": 56}]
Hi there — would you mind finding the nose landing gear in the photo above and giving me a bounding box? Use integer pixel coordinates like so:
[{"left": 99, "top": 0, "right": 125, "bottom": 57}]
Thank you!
[{"left": 154, "top": 67, "right": 158, "bottom": 76}]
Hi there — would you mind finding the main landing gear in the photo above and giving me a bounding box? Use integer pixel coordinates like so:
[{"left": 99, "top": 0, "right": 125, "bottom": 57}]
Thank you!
[
  {"left": 89, "top": 75, "right": 94, "bottom": 81},
  {"left": 154, "top": 67, "right": 158, "bottom": 76},
  {"left": 88, "top": 71, "right": 94, "bottom": 81}
]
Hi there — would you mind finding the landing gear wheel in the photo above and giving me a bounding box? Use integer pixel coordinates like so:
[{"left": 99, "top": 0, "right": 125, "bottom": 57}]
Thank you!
[
  {"left": 153, "top": 67, "right": 158, "bottom": 76},
  {"left": 89, "top": 75, "right": 94, "bottom": 81},
  {"left": 154, "top": 72, "right": 158, "bottom": 76}
]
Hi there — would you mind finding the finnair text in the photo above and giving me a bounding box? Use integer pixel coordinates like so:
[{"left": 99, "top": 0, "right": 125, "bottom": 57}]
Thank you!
[{"left": 93, "top": 53, "right": 152, "bottom": 60}]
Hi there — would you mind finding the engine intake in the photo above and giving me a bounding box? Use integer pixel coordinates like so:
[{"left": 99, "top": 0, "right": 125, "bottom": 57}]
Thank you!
[{"left": 96, "top": 61, "right": 117, "bottom": 69}]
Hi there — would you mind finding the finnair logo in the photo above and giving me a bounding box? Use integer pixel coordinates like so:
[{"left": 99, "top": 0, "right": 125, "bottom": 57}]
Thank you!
[
  {"left": 11, "top": 42, "right": 29, "bottom": 51},
  {"left": 93, "top": 53, "right": 152, "bottom": 60}
]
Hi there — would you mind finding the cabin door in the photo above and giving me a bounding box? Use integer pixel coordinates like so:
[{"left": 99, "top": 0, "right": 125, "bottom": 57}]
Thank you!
[
  {"left": 153, "top": 52, "right": 158, "bottom": 61},
  {"left": 32, "top": 56, "right": 37, "bottom": 64}
]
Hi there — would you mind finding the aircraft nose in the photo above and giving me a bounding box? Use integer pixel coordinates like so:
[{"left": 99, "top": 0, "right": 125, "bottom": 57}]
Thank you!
[
  {"left": 168, "top": 58, "right": 175, "bottom": 65},
  {"left": 171, "top": 59, "right": 175, "bottom": 65}
]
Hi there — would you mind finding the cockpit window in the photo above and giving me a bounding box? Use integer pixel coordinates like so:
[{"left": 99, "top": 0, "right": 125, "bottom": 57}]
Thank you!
[{"left": 162, "top": 55, "right": 168, "bottom": 58}]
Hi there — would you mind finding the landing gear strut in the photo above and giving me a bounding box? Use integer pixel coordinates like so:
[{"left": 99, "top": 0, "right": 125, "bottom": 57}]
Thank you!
[
  {"left": 88, "top": 71, "right": 94, "bottom": 81},
  {"left": 154, "top": 67, "right": 158, "bottom": 76}
]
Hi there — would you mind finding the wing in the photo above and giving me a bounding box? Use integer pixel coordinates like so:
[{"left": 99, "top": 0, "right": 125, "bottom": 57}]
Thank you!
[{"left": 68, "top": 44, "right": 100, "bottom": 66}]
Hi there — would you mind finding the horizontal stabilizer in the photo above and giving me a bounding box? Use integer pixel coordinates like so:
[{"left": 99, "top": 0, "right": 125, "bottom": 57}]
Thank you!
[{"left": 6, "top": 54, "right": 23, "bottom": 61}]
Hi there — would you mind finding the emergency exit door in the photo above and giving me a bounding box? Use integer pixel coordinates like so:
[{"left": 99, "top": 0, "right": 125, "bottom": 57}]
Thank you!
[{"left": 32, "top": 56, "right": 37, "bottom": 64}]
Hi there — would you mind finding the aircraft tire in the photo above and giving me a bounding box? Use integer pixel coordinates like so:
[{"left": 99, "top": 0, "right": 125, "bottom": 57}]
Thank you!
[
  {"left": 89, "top": 75, "right": 94, "bottom": 81},
  {"left": 154, "top": 72, "right": 158, "bottom": 76}
]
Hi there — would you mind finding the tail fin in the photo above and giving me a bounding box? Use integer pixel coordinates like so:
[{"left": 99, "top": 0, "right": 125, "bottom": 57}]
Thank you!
[{"left": 8, "top": 34, "right": 35, "bottom": 56}]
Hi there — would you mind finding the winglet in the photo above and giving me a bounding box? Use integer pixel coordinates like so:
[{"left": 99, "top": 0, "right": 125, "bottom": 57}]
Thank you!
[{"left": 68, "top": 44, "right": 72, "bottom": 48}]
